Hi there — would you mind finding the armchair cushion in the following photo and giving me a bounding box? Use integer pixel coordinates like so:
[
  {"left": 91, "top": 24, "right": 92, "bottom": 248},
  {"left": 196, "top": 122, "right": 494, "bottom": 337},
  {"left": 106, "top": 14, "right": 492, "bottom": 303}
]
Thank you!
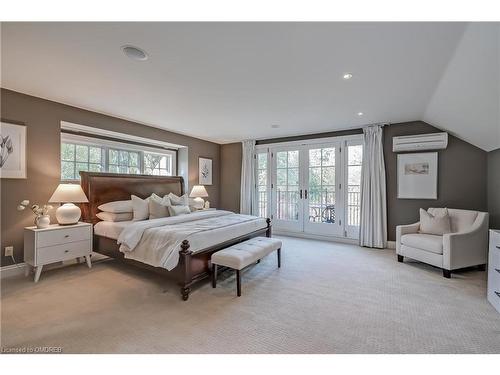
[
  {"left": 428, "top": 208, "right": 478, "bottom": 233},
  {"left": 419, "top": 208, "right": 451, "bottom": 235},
  {"left": 401, "top": 233, "right": 443, "bottom": 254}
]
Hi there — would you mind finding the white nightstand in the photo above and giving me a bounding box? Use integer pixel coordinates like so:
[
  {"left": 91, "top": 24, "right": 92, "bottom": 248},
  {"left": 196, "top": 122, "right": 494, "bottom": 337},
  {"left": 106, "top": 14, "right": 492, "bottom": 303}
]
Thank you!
[{"left": 24, "top": 222, "right": 93, "bottom": 283}]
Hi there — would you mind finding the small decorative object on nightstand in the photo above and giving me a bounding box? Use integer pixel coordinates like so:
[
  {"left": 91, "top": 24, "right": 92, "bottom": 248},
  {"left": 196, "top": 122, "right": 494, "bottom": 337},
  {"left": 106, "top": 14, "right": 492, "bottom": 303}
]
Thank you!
[
  {"left": 24, "top": 222, "right": 93, "bottom": 282},
  {"left": 49, "top": 184, "right": 89, "bottom": 225},
  {"left": 189, "top": 185, "right": 209, "bottom": 210},
  {"left": 17, "top": 199, "right": 53, "bottom": 229}
]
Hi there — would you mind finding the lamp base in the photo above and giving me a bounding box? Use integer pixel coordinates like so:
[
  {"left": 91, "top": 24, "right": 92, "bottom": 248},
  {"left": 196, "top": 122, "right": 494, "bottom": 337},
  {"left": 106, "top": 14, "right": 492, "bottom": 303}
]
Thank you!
[
  {"left": 56, "top": 203, "right": 81, "bottom": 225},
  {"left": 193, "top": 197, "right": 205, "bottom": 210}
]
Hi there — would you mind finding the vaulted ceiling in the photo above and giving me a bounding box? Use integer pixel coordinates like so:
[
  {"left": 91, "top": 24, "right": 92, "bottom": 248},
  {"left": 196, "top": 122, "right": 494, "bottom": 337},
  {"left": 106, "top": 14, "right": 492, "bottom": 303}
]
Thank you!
[{"left": 1, "top": 22, "right": 498, "bottom": 150}]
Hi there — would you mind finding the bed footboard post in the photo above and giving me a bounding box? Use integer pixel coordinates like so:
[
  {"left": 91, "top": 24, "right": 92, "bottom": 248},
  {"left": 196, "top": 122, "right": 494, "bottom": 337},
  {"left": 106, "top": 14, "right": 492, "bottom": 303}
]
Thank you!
[
  {"left": 266, "top": 218, "right": 272, "bottom": 238},
  {"left": 180, "top": 240, "right": 192, "bottom": 301}
]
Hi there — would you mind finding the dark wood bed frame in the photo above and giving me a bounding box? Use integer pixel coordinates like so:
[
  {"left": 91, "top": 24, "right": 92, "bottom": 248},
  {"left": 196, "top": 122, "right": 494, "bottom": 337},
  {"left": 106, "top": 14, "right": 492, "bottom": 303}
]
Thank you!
[{"left": 79, "top": 172, "right": 271, "bottom": 301}]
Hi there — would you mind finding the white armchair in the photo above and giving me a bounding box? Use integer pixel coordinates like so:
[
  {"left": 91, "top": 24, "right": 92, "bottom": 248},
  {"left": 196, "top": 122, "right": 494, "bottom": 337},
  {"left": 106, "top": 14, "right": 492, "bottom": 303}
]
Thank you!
[{"left": 396, "top": 208, "right": 489, "bottom": 278}]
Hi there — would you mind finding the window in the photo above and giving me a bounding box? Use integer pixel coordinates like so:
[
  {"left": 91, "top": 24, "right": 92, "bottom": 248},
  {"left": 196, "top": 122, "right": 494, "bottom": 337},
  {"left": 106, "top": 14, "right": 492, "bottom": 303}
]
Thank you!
[
  {"left": 61, "top": 134, "right": 176, "bottom": 181},
  {"left": 255, "top": 152, "right": 269, "bottom": 218},
  {"left": 61, "top": 143, "right": 104, "bottom": 180},
  {"left": 144, "top": 152, "right": 173, "bottom": 176},
  {"left": 108, "top": 149, "right": 140, "bottom": 174}
]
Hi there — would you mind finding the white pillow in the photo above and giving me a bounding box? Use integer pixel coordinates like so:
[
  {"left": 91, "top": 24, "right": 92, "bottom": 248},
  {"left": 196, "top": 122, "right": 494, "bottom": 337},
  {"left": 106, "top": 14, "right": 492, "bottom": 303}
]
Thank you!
[
  {"left": 131, "top": 195, "right": 150, "bottom": 221},
  {"left": 97, "top": 200, "right": 133, "bottom": 213},
  {"left": 168, "top": 192, "right": 189, "bottom": 206},
  {"left": 96, "top": 211, "right": 133, "bottom": 222},
  {"left": 168, "top": 205, "right": 191, "bottom": 216},
  {"left": 419, "top": 208, "right": 451, "bottom": 235},
  {"left": 149, "top": 194, "right": 171, "bottom": 219}
]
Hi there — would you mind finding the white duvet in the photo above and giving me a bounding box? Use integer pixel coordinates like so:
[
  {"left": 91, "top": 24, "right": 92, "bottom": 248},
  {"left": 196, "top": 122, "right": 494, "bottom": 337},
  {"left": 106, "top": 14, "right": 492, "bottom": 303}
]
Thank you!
[{"left": 117, "top": 210, "right": 267, "bottom": 270}]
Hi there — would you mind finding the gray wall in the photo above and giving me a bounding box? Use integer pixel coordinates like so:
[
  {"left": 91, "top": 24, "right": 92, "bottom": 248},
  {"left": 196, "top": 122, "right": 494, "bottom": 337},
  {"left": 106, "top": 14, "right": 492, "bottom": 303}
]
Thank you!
[
  {"left": 222, "top": 121, "right": 489, "bottom": 241},
  {"left": 220, "top": 142, "right": 242, "bottom": 213},
  {"left": 0, "top": 89, "right": 221, "bottom": 266},
  {"left": 384, "top": 121, "right": 488, "bottom": 240},
  {"left": 488, "top": 148, "right": 500, "bottom": 229}
]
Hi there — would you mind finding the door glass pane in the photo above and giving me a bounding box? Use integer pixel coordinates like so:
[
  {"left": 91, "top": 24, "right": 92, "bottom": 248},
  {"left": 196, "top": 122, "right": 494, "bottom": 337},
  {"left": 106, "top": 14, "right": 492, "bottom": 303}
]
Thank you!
[
  {"left": 256, "top": 152, "right": 268, "bottom": 218},
  {"left": 276, "top": 151, "right": 299, "bottom": 221},
  {"left": 308, "top": 147, "right": 336, "bottom": 223},
  {"left": 347, "top": 145, "right": 363, "bottom": 227}
]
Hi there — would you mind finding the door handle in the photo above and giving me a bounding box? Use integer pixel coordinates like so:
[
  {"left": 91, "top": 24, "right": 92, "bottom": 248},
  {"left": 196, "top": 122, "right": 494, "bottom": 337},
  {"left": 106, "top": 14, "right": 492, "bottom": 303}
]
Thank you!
[
  {"left": 305, "top": 190, "right": 308, "bottom": 199},
  {"left": 299, "top": 189, "right": 303, "bottom": 199}
]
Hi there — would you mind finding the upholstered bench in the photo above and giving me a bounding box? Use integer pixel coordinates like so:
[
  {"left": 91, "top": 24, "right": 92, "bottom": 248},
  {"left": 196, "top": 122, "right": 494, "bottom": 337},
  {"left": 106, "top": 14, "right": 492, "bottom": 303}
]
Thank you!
[{"left": 211, "top": 237, "right": 282, "bottom": 296}]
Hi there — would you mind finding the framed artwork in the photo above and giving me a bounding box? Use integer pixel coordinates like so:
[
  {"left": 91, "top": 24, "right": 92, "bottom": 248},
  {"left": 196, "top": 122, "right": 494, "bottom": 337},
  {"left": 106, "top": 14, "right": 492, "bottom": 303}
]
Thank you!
[
  {"left": 0, "top": 121, "right": 27, "bottom": 179},
  {"left": 397, "top": 152, "right": 438, "bottom": 199},
  {"left": 198, "top": 157, "right": 213, "bottom": 185}
]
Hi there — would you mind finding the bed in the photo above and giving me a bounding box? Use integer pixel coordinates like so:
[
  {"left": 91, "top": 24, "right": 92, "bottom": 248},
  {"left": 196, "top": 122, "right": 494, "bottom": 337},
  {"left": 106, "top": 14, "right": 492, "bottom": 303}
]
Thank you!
[{"left": 79, "top": 172, "right": 271, "bottom": 300}]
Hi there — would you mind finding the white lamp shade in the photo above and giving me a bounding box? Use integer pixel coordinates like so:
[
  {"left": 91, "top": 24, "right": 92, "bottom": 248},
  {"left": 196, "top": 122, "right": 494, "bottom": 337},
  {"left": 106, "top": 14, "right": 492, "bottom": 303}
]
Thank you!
[
  {"left": 189, "top": 185, "right": 209, "bottom": 198},
  {"left": 49, "top": 184, "right": 89, "bottom": 203}
]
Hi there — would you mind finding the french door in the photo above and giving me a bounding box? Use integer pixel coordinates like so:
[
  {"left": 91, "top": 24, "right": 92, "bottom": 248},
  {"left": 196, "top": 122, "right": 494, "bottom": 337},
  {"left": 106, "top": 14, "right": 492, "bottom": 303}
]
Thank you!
[{"left": 255, "top": 136, "right": 363, "bottom": 239}]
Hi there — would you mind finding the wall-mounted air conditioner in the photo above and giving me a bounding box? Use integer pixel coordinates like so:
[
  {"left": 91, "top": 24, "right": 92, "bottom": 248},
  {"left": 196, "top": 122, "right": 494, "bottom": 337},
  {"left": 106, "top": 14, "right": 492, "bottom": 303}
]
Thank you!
[{"left": 392, "top": 132, "right": 448, "bottom": 152}]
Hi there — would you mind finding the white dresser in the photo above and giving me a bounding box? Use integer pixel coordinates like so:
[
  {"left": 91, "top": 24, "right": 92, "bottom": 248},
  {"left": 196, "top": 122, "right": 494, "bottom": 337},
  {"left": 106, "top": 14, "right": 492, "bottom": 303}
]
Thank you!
[
  {"left": 24, "top": 222, "right": 93, "bottom": 282},
  {"left": 487, "top": 229, "right": 500, "bottom": 313}
]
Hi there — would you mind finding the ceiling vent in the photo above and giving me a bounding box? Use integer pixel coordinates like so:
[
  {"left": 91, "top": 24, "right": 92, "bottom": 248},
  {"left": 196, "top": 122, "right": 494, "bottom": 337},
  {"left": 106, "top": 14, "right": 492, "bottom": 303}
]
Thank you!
[{"left": 393, "top": 132, "right": 448, "bottom": 152}]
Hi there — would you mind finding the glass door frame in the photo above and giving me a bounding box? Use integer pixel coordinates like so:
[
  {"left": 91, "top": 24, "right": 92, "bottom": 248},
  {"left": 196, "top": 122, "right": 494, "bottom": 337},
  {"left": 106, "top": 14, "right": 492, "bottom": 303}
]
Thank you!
[
  {"left": 254, "top": 134, "right": 363, "bottom": 239},
  {"left": 268, "top": 144, "right": 304, "bottom": 233},
  {"left": 302, "top": 140, "right": 344, "bottom": 237}
]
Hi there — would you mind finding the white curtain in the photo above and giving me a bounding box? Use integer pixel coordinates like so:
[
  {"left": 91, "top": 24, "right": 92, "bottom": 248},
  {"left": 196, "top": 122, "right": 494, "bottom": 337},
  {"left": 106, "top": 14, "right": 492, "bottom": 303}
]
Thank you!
[
  {"left": 240, "top": 140, "right": 256, "bottom": 215},
  {"left": 359, "top": 125, "right": 387, "bottom": 248}
]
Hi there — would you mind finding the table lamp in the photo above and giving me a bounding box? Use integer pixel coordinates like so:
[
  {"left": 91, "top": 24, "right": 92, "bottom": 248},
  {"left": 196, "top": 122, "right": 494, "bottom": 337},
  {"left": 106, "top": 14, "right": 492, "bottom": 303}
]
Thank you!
[
  {"left": 49, "top": 184, "right": 89, "bottom": 225},
  {"left": 189, "top": 185, "right": 209, "bottom": 209}
]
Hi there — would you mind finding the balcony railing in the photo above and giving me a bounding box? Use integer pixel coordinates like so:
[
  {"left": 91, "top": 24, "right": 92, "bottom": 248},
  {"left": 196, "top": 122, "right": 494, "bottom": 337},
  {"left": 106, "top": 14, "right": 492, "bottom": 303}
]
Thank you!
[{"left": 257, "top": 184, "right": 361, "bottom": 226}]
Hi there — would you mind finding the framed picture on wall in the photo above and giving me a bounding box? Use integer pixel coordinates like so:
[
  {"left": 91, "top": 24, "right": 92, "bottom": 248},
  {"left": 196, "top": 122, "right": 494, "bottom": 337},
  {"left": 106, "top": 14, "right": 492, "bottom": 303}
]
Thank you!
[
  {"left": 198, "top": 157, "right": 213, "bottom": 185},
  {"left": 397, "top": 152, "right": 438, "bottom": 199},
  {"left": 0, "top": 121, "right": 27, "bottom": 179}
]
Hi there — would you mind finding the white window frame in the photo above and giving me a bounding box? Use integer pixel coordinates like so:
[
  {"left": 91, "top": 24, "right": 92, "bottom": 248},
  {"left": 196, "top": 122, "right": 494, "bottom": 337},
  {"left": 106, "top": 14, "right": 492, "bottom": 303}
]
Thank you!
[{"left": 61, "top": 133, "right": 177, "bottom": 181}]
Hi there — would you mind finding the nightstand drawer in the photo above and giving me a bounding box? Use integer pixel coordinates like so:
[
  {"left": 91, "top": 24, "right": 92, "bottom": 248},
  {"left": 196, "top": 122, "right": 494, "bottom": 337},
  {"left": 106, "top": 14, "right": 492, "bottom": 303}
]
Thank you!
[
  {"left": 37, "top": 226, "right": 90, "bottom": 248},
  {"left": 37, "top": 240, "right": 91, "bottom": 264}
]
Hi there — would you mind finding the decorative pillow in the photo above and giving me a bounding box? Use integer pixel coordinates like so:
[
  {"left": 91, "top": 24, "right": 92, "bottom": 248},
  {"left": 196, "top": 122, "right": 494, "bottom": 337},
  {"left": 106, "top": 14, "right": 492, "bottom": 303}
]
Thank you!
[
  {"left": 131, "top": 195, "right": 150, "bottom": 221},
  {"left": 97, "top": 200, "right": 133, "bottom": 213},
  {"left": 167, "top": 192, "right": 189, "bottom": 206},
  {"left": 96, "top": 211, "right": 133, "bottom": 222},
  {"left": 167, "top": 205, "right": 191, "bottom": 216},
  {"left": 149, "top": 194, "right": 171, "bottom": 219},
  {"left": 419, "top": 208, "right": 451, "bottom": 235}
]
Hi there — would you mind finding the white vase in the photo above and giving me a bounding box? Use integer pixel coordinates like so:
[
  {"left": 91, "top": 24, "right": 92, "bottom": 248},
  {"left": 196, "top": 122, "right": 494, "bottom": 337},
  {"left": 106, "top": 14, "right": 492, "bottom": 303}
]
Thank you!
[{"left": 35, "top": 215, "right": 51, "bottom": 229}]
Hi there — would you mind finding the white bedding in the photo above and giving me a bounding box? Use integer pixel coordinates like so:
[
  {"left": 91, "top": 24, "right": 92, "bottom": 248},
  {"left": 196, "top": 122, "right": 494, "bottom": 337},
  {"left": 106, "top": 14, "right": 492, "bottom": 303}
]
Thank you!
[
  {"left": 116, "top": 210, "right": 267, "bottom": 270},
  {"left": 94, "top": 220, "right": 133, "bottom": 240}
]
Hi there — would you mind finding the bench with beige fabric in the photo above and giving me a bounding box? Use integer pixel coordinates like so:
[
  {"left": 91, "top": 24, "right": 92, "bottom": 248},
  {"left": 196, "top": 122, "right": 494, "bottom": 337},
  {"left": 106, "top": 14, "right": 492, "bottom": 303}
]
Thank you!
[{"left": 211, "top": 237, "right": 282, "bottom": 296}]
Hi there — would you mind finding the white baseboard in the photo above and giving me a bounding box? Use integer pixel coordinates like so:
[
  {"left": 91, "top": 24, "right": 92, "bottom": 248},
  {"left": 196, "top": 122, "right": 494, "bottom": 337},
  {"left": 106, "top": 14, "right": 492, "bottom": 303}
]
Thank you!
[
  {"left": 1, "top": 262, "right": 27, "bottom": 279},
  {"left": 273, "top": 230, "right": 359, "bottom": 245},
  {"left": 387, "top": 241, "right": 396, "bottom": 250}
]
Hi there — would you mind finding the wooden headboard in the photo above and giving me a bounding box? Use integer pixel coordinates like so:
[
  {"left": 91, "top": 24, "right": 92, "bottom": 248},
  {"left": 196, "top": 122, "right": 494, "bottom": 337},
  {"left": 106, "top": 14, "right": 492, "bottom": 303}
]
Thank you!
[{"left": 79, "top": 172, "right": 185, "bottom": 224}]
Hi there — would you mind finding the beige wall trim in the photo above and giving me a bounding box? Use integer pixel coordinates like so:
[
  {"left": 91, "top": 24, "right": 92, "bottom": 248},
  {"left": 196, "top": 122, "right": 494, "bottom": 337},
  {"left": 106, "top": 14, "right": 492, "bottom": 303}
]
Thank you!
[
  {"left": 1, "top": 263, "right": 27, "bottom": 279},
  {"left": 273, "top": 230, "right": 359, "bottom": 245},
  {"left": 387, "top": 241, "right": 396, "bottom": 250}
]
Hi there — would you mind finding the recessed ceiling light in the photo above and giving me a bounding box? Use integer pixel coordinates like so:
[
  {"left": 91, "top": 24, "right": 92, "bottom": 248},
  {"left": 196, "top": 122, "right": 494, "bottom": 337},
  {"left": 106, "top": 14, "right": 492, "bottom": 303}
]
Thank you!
[
  {"left": 343, "top": 73, "right": 353, "bottom": 80},
  {"left": 121, "top": 45, "right": 148, "bottom": 61},
  {"left": 271, "top": 124, "right": 280, "bottom": 129},
  {"left": 357, "top": 112, "right": 364, "bottom": 116}
]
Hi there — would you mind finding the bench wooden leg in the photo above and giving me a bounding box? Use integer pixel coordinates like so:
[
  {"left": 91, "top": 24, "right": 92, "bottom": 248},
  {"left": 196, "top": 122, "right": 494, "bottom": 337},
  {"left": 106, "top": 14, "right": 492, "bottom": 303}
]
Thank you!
[
  {"left": 212, "top": 264, "right": 217, "bottom": 288},
  {"left": 236, "top": 269, "right": 241, "bottom": 297},
  {"left": 277, "top": 248, "right": 281, "bottom": 268}
]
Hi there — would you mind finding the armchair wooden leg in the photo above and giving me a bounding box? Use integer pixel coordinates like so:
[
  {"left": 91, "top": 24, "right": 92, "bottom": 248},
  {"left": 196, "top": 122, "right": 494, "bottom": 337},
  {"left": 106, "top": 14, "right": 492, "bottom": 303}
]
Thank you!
[
  {"left": 397, "top": 254, "right": 404, "bottom": 263},
  {"left": 277, "top": 248, "right": 281, "bottom": 268},
  {"left": 443, "top": 269, "right": 451, "bottom": 278}
]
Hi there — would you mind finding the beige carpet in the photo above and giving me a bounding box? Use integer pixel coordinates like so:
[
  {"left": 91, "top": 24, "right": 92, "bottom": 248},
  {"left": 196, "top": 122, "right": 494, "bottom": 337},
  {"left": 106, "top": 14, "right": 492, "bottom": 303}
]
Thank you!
[{"left": 1, "top": 236, "right": 499, "bottom": 354}]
